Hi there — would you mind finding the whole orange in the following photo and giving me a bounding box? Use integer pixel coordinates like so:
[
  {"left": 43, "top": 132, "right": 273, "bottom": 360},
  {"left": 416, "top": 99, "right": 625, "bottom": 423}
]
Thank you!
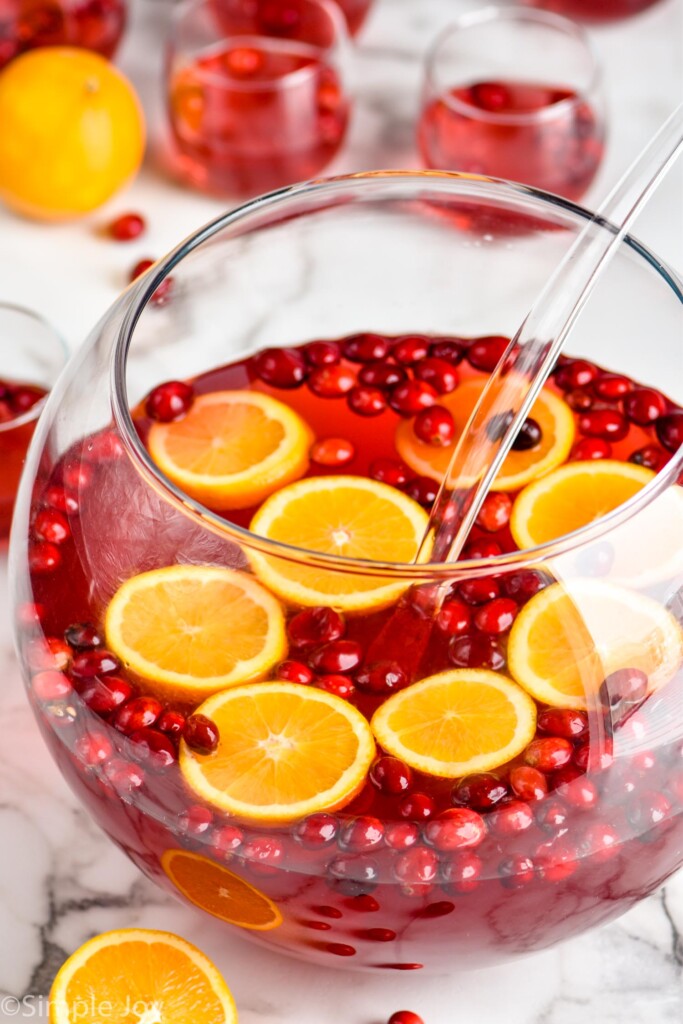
[{"left": 0, "top": 47, "right": 145, "bottom": 220}]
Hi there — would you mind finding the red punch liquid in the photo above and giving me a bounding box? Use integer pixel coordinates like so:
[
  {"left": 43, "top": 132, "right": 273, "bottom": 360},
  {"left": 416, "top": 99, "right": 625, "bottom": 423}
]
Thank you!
[
  {"left": 0, "top": 377, "right": 46, "bottom": 540},
  {"left": 0, "top": 0, "right": 126, "bottom": 69},
  {"left": 526, "top": 0, "right": 665, "bottom": 23}
]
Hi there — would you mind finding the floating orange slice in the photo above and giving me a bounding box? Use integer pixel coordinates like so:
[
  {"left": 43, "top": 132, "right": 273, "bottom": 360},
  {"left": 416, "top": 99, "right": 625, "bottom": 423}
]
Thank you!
[
  {"left": 248, "top": 475, "right": 430, "bottom": 611},
  {"left": 507, "top": 581, "right": 683, "bottom": 710},
  {"left": 49, "top": 928, "right": 237, "bottom": 1024},
  {"left": 510, "top": 460, "right": 655, "bottom": 549},
  {"left": 162, "top": 849, "right": 282, "bottom": 931},
  {"left": 371, "top": 669, "right": 537, "bottom": 778},
  {"left": 179, "top": 681, "right": 376, "bottom": 822},
  {"left": 395, "top": 379, "right": 575, "bottom": 491},
  {"left": 105, "top": 565, "right": 286, "bottom": 700},
  {"left": 148, "top": 390, "right": 313, "bottom": 510}
]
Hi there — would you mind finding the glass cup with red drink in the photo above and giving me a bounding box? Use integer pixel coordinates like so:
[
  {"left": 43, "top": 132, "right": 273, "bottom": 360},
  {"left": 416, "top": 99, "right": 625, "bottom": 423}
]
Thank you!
[
  {"left": 523, "top": 0, "right": 669, "bottom": 24},
  {"left": 0, "top": 0, "right": 127, "bottom": 70}
]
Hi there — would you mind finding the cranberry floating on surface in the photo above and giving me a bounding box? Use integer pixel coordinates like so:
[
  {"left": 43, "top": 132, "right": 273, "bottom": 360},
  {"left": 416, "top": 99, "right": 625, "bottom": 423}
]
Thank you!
[
  {"left": 288, "top": 606, "right": 345, "bottom": 648},
  {"left": 343, "top": 333, "right": 390, "bottom": 362},
  {"left": 370, "top": 756, "right": 413, "bottom": 795},
  {"left": 369, "top": 458, "right": 410, "bottom": 487},
  {"left": 448, "top": 634, "right": 505, "bottom": 671},
  {"left": 145, "top": 381, "right": 195, "bottom": 422},
  {"left": 524, "top": 737, "right": 573, "bottom": 772},
  {"left": 347, "top": 386, "right": 387, "bottom": 417},
  {"left": 304, "top": 340, "right": 340, "bottom": 367},
  {"left": 112, "top": 696, "right": 163, "bottom": 734},
  {"left": 414, "top": 357, "right": 459, "bottom": 394},
  {"left": 467, "top": 335, "right": 510, "bottom": 372},
  {"left": 253, "top": 346, "right": 307, "bottom": 388},
  {"left": 295, "top": 813, "right": 338, "bottom": 848},
  {"left": 452, "top": 773, "right": 508, "bottom": 811},
  {"left": 310, "top": 640, "right": 362, "bottom": 674},
  {"left": 355, "top": 661, "right": 408, "bottom": 694},
  {"left": 577, "top": 409, "right": 629, "bottom": 441},
  {"left": 555, "top": 359, "right": 598, "bottom": 391},
  {"left": 623, "top": 387, "right": 667, "bottom": 425},
  {"left": 359, "top": 362, "right": 407, "bottom": 389},
  {"left": 572, "top": 437, "right": 612, "bottom": 460},
  {"left": 413, "top": 405, "right": 455, "bottom": 446},
  {"left": 389, "top": 380, "right": 438, "bottom": 417},
  {"left": 424, "top": 808, "right": 486, "bottom": 850},
  {"left": 511, "top": 417, "right": 542, "bottom": 451},
  {"left": 276, "top": 659, "right": 314, "bottom": 685},
  {"left": 442, "top": 850, "right": 483, "bottom": 893},
  {"left": 404, "top": 476, "right": 439, "bottom": 507},
  {"left": 475, "top": 491, "right": 512, "bottom": 533},
  {"left": 656, "top": 411, "right": 683, "bottom": 453},
  {"left": 184, "top": 714, "right": 220, "bottom": 754},
  {"left": 310, "top": 437, "right": 355, "bottom": 466},
  {"left": 309, "top": 364, "right": 356, "bottom": 397},
  {"left": 393, "top": 335, "right": 430, "bottom": 365}
]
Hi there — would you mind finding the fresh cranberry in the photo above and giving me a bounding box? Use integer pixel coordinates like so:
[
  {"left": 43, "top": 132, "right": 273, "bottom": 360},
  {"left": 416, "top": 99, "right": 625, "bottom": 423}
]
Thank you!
[
  {"left": 578, "top": 409, "right": 629, "bottom": 441},
  {"left": 593, "top": 374, "right": 632, "bottom": 400},
  {"left": 78, "top": 676, "right": 133, "bottom": 715},
  {"left": 129, "top": 260, "right": 174, "bottom": 306},
  {"left": 27, "top": 636, "right": 72, "bottom": 672},
  {"left": 388, "top": 1012, "right": 424, "bottom": 1024},
  {"left": 327, "top": 854, "right": 379, "bottom": 894},
  {"left": 128, "top": 728, "right": 177, "bottom": 769},
  {"left": 355, "top": 661, "right": 407, "bottom": 695},
  {"left": 347, "top": 386, "right": 386, "bottom": 417},
  {"left": 629, "top": 445, "right": 668, "bottom": 470},
  {"left": 253, "top": 347, "right": 307, "bottom": 388},
  {"left": 104, "top": 759, "right": 145, "bottom": 793},
  {"left": 448, "top": 634, "right": 505, "bottom": 670},
  {"left": 510, "top": 766, "right": 548, "bottom": 802},
  {"left": 82, "top": 430, "right": 124, "bottom": 463},
  {"left": 558, "top": 775, "right": 598, "bottom": 810},
  {"left": 112, "top": 696, "right": 162, "bottom": 734},
  {"left": 384, "top": 822, "right": 420, "bottom": 850},
  {"left": 555, "top": 359, "right": 598, "bottom": 391},
  {"left": 295, "top": 813, "right": 338, "bottom": 847},
  {"left": 489, "top": 800, "right": 534, "bottom": 835},
  {"left": 369, "top": 458, "right": 410, "bottom": 487},
  {"left": 573, "top": 741, "right": 613, "bottom": 775},
  {"left": 316, "top": 670, "right": 355, "bottom": 699},
  {"left": 498, "top": 855, "right": 535, "bottom": 889},
  {"left": 631, "top": 750, "right": 657, "bottom": 774},
  {"left": 33, "top": 508, "right": 70, "bottom": 545},
  {"left": 581, "top": 822, "right": 620, "bottom": 862},
  {"left": 157, "top": 709, "right": 186, "bottom": 737},
  {"left": 430, "top": 338, "right": 466, "bottom": 363},
  {"left": 627, "top": 791, "right": 671, "bottom": 832},
  {"left": 404, "top": 476, "right": 438, "bottom": 507},
  {"left": 452, "top": 774, "right": 508, "bottom": 811},
  {"left": 310, "top": 437, "right": 355, "bottom": 466},
  {"left": 566, "top": 388, "right": 594, "bottom": 411},
  {"left": 243, "top": 836, "right": 285, "bottom": 875},
  {"left": 62, "top": 461, "right": 94, "bottom": 492},
  {"left": 370, "top": 756, "right": 412, "bottom": 795},
  {"left": 510, "top": 417, "right": 542, "bottom": 451},
  {"left": 442, "top": 851, "right": 482, "bottom": 893},
  {"left": 389, "top": 380, "right": 437, "bottom": 417},
  {"left": 535, "top": 837, "right": 578, "bottom": 881},
  {"left": 393, "top": 336, "right": 429, "bottom": 365},
  {"left": 288, "top": 606, "right": 344, "bottom": 648},
  {"left": 32, "top": 671, "right": 72, "bottom": 702},
  {"left": 44, "top": 485, "right": 78, "bottom": 514},
  {"left": 475, "top": 492, "right": 511, "bottom": 533},
  {"left": 473, "top": 597, "right": 517, "bottom": 635},
  {"left": 501, "top": 570, "right": 547, "bottom": 604},
  {"left": 424, "top": 808, "right": 486, "bottom": 850},
  {"left": 64, "top": 622, "right": 102, "bottom": 650},
  {"left": 623, "top": 388, "right": 667, "bottom": 425},
  {"left": 572, "top": 437, "right": 612, "bottom": 460},
  {"left": 359, "top": 362, "right": 407, "bottom": 389},
  {"left": 75, "top": 731, "right": 114, "bottom": 767},
  {"left": 600, "top": 667, "right": 648, "bottom": 713},
  {"left": 145, "top": 381, "right": 194, "bottom": 422},
  {"left": 276, "top": 659, "right": 314, "bottom": 684},
  {"left": 537, "top": 708, "right": 588, "bottom": 740},
  {"left": 436, "top": 598, "right": 472, "bottom": 636},
  {"left": 310, "top": 640, "right": 362, "bottom": 675},
  {"left": 464, "top": 538, "right": 504, "bottom": 560},
  {"left": 29, "top": 542, "right": 62, "bottom": 574},
  {"left": 211, "top": 825, "right": 244, "bottom": 857},
  {"left": 467, "top": 335, "right": 509, "bottom": 372},
  {"left": 343, "top": 333, "right": 390, "bottom": 362},
  {"left": 340, "top": 816, "right": 384, "bottom": 852},
  {"left": 309, "top": 364, "right": 356, "bottom": 397},
  {"left": 535, "top": 799, "right": 569, "bottom": 832},
  {"left": 414, "top": 357, "right": 459, "bottom": 394},
  {"left": 457, "top": 578, "right": 500, "bottom": 605},
  {"left": 304, "top": 340, "right": 340, "bottom": 367},
  {"left": 108, "top": 212, "right": 146, "bottom": 241},
  {"left": 398, "top": 792, "right": 435, "bottom": 820},
  {"left": 655, "top": 412, "right": 683, "bottom": 453},
  {"left": 184, "top": 714, "right": 220, "bottom": 754},
  {"left": 524, "top": 737, "right": 573, "bottom": 772},
  {"left": 178, "top": 804, "right": 213, "bottom": 837},
  {"left": 413, "top": 406, "right": 454, "bottom": 446},
  {"left": 394, "top": 847, "right": 438, "bottom": 886},
  {"left": 70, "top": 649, "right": 120, "bottom": 679}
]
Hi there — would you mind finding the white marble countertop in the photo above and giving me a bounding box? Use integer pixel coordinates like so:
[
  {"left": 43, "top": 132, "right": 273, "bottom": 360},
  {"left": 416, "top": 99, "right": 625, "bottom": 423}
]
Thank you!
[{"left": 1, "top": 1, "right": 682, "bottom": 1021}]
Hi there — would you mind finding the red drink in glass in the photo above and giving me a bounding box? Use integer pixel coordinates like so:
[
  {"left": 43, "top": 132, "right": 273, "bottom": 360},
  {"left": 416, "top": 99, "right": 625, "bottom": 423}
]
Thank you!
[
  {"left": 0, "top": 379, "right": 46, "bottom": 540},
  {"left": 0, "top": 0, "right": 127, "bottom": 69},
  {"left": 525, "top": 0, "right": 667, "bottom": 23}
]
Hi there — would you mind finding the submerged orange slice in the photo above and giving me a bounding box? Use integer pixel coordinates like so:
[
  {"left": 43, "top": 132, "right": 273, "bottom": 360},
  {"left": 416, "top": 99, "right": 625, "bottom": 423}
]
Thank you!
[
  {"left": 248, "top": 475, "right": 430, "bottom": 611},
  {"left": 162, "top": 849, "right": 282, "bottom": 931},
  {"left": 510, "top": 460, "right": 655, "bottom": 549},
  {"left": 371, "top": 669, "right": 537, "bottom": 778},
  {"left": 105, "top": 565, "right": 286, "bottom": 700},
  {"left": 179, "top": 681, "right": 376, "bottom": 822},
  {"left": 507, "top": 580, "right": 683, "bottom": 710},
  {"left": 395, "top": 379, "right": 575, "bottom": 491},
  {"left": 49, "top": 928, "right": 237, "bottom": 1024},
  {"left": 148, "top": 390, "right": 313, "bottom": 510}
]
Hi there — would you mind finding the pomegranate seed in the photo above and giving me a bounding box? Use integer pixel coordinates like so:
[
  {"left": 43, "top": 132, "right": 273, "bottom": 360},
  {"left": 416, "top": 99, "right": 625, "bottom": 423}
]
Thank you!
[
  {"left": 340, "top": 816, "right": 384, "bottom": 852},
  {"left": 29, "top": 542, "right": 61, "bottom": 573},
  {"left": 366, "top": 458, "right": 408, "bottom": 487},
  {"left": 510, "top": 766, "right": 548, "bottom": 802},
  {"left": 327, "top": 854, "right": 379, "bottom": 894},
  {"left": 253, "top": 347, "right": 307, "bottom": 388},
  {"left": 489, "top": 800, "right": 534, "bottom": 835},
  {"left": 451, "top": 773, "right": 507, "bottom": 810},
  {"left": 157, "top": 709, "right": 186, "bottom": 737},
  {"left": 108, "top": 212, "right": 146, "bottom": 241},
  {"left": 347, "top": 386, "right": 386, "bottom": 417},
  {"left": 211, "top": 825, "right": 244, "bottom": 856},
  {"left": 467, "top": 335, "right": 509, "bottom": 372},
  {"left": 457, "top": 578, "right": 500, "bottom": 605},
  {"left": 473, "top": 597, "right": 517, "bottom": 635},
  {"left": 566, "top": 388, "right": 594, "bottom": 411},
  {"left": 535, "top": 838, "right": 578, "bottom": 881},
  {"left": 44, "top": 486, "right": 78, "bottom": 514},
  {"left": 343, "top": 333, "right": 390, "bottom": 362},
  {"left": 537, "top": 708, "right": 588, "bottom": 739},
  {"left": 78, "top": 676, "right": 133, "bottom": 715},
  {"left": 442, "top": 851, "right": 482, "bottom": 893},
  {"left": 32, "top": 670, "right": 72, "bottom": 702},
  {"left": 535, "top": 799, "right": 569, "bottom": 832},
  {"left": 310, "top": 640, "right": 362, "bottom": 675},
  {"left": 404, "top": 476, "right": 438, "bottom": 506},
  {"left": 424, "top": 808, "right": 486, "bottom": 850},
  {"left": 388, "top": 1013, "right": 424, "bottom": 1024},
  {"left": 629, "top": 445, "right": 668, "bottom": 470},
  {"left": 414, "top": 357, "right": 459, "bottom": 394},
  {"left": 593, "top": 373, "right": 632, "bottom": 399},
  {"left": 511, "top": 417, "right": 542, "bottom": 451},
  {"left": 317, "top": 673, "right": 355, "bottom": 699},
  {"left": 82, "top": 431, "right": 124, "bottom": 462},
  {"left": 304, "top": 340, "right": 340, "bottom": 367},
  {"left": 355, "top": 661, "right": 407, "bottom": 695},
  {"left": 501, "top": 570, "right": 547, "bottom": 604},
  {"left": 581, "top": 822, "right": 620, "bottom": 862},
  {"left": 309, "top": 364, "right": 356, "bottom": 397},
  {"left": 394, "top": 847, "right": 438, "bottom": 885},
  {"left": 498, "top": 855, "right": 535, "bottom": 889},
  {"left": 310, "top": 437, "right": 355, "bottom": 466},
  {"left": 27, "top": 636, "right": 72, "bottom": 672},
  {"left": 64, "top": 623, "right": 102, "bottom": 650},
  {"left": 104, "top": 759, "right": 145, "bottom": 793},
  {"left": 113, "top": 696, "right": 163, "bottom": 734},
  {"left": 578, "top": 409, "right": 628, "bottom": 441},
  {"left": 178, "top": 804, "right": 213, "bottom": 837},
  {"left": 33, "top": 508, "right": 70, "bottom": 544},
  {"left": 463, "top": 538, "right": 503, "bottom": 560},
  {"left": 75, "top": 731, "right": 113, "bottom": 767},
  {"left": 276, "top": 659, "right": 314, "bottom": 684},
  {"left": 62, "top": 462, "right": 93, "bottom": 491},
  {"left": 295, "top": 813, "right": 338, "bottom": 847},
  {"left": 184, "top": 714, "right": 220, "bottom": 753},
  {"left": 525, "top": 737, "right": 573, "bottom": 772},
  {"left": 359, "top": 362, "right": 407, "bottom": 389},
  {"left": 127, "top": 728, "right": 177, "bottom": 769},
  {"left": 145, "top": 381, "right": 194, "bottom": 422},
  {"left": 555, "top": 359, "right": 598, "bottom": 391},
  {"left": 288, "top": 606, "right": 344, "bottom": 647},
  {"left": 600, "top": 667, "right": 648, "bottom": 712},
  {"left": 129, "top": 260, "right": 174, "bottom": 305},
  {"left": 656, "top": 412, "right": 683, "bottom": 453},
  {"left": 430, "top": 338, "right": 466, "bottom": 363},
  {"left": 623, "top": 387, "right": 667, "bottom": 425},
  {"left": 398, "top": 792, "right": 435, "bottom": 820},
  {"left": 413, "top": 405, "right": 454, "bottom": 446},
  {"left": 475, "top": 492, "right": 512, "bottom": 533},
  {"left": 393, "top": 335, "right": 429, "bottom": 364},
  {"left": 448, "top": 634, "right": 505, "bottom": 671},
  {"left": 388, "top": 380, "right": 437, "bottom": 417},
  {"left": 385, "top": 822, "right": 420, "bottom": 850},
  {"left": 370, "top": 756, "right": 412, "bottom": 795},
  {"left": 70, "top": 649, "right": 120, "bottom": 679},
  {"left": 572, "top": 437, "right": 612, "bottom": 460}
]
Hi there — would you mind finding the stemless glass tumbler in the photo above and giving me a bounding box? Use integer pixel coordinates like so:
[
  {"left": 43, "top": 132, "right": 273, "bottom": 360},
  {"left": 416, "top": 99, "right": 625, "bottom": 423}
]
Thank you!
[
  {"left": 418, "top": 7, "right": 606, "bottom": 202},
  {"left": 167, "top": 0, "right": 351, "bottom": 196},
  {"left": 0, "top": 0, "right": 127, "bottom": 69}
]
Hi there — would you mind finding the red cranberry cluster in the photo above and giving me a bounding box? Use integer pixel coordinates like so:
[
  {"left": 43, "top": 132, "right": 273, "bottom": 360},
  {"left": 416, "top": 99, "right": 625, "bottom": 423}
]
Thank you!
[{"left": 0, "top": 378, "right": 46, "bottom": 425}]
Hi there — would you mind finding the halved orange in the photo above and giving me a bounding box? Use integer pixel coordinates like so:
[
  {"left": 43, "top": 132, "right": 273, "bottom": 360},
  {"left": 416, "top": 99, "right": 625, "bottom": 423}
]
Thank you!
[
  {"left": 507, "top": 580, "right": 683, "bottom": 710},
  {"left": 162, "top": 849, "right": 282, "bottom": 930},
  {"left": 49, "top": 928, "right": 237, "bottom": 1024},
  {"left": 248, "top": 475, "right": 430, "bottom": 611},
  {"left": 105, "top": 565, "right": 286, "bottom": 700},
  {"left": 148, "top": 390, "right": 313, "bottom": 510},
  {"left": 371, "top": 669, "right": 537, "bottom": 778},
  {"left": 179, "top": 681, "right": 376, "bottom": 822},
  {"left": 395, "top": 379, "right": 575, "bottom": 491},
  {"left": 510, "top": 460, "right": 655, "bottom": 550}
]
